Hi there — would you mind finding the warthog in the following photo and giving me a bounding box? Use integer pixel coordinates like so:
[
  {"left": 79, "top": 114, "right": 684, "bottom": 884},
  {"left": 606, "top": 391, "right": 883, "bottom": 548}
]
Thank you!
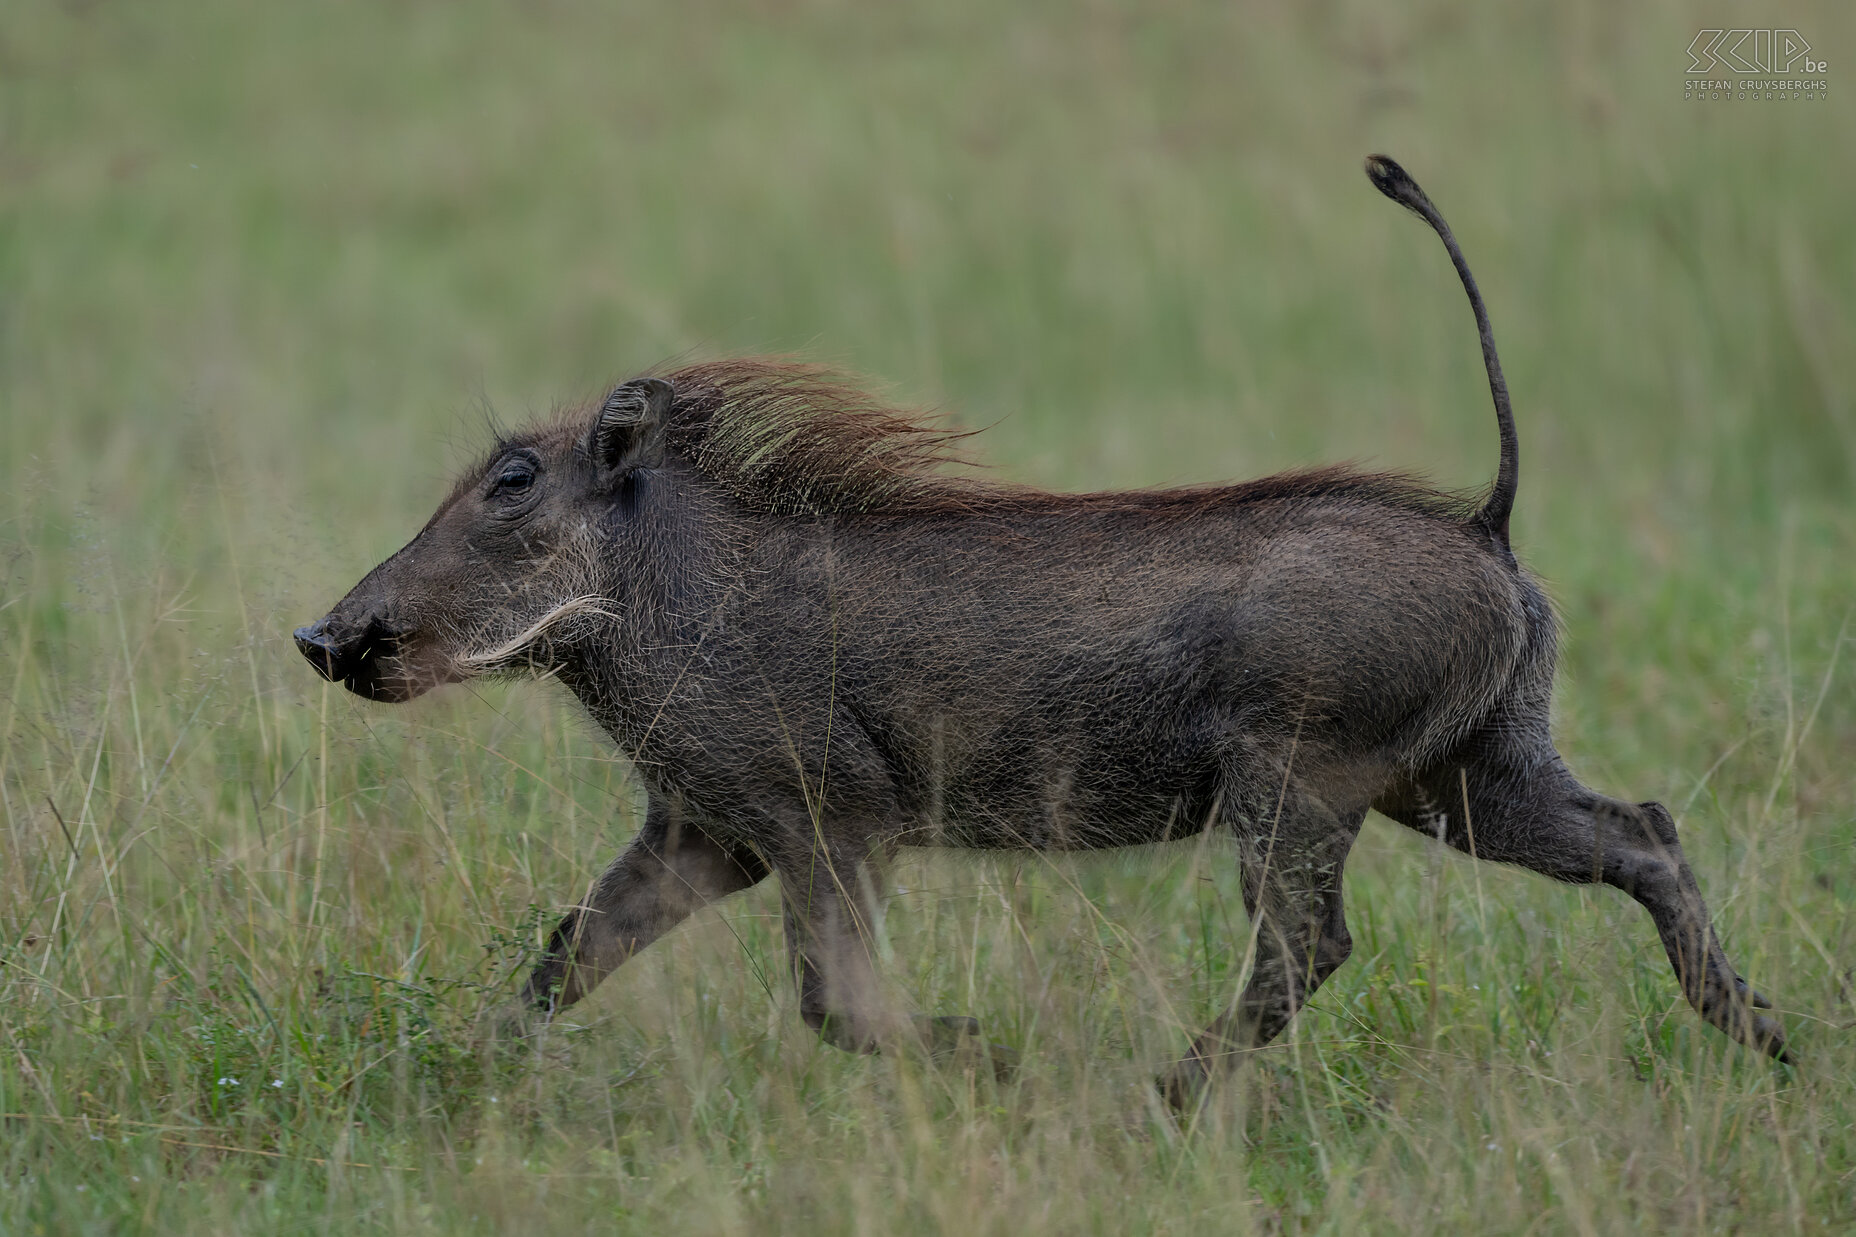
[{"left": 295, "top": 156, "right": 1788, "bottom": 1104}]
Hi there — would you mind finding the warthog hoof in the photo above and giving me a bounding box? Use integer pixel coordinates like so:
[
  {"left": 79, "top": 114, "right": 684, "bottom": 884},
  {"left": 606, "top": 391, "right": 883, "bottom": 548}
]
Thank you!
[
  {"left": 1735, "top": 976, "right": 1773, "bottom": 1010},
  {"left": 1155, "top": 1054, "right": 1212, "bottom": 1113},
  {"left": 917, "top": 1015, "right": 1018, "bottom": 1083},
  {"left": 483, "top": 1002, "right": 560, "bottom": 1050},
  {"left": 1747, "top": 1011, "right": 1792, "bottom": 1065},
  {"left": 1708, "top": 980, "right": 1791, "bottom": 1063}
]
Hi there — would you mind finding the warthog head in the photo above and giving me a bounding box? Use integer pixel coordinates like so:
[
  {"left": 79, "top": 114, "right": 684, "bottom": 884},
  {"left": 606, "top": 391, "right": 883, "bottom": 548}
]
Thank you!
[{"left": 293, "top": 377, "right": 675, "bottom": 701}]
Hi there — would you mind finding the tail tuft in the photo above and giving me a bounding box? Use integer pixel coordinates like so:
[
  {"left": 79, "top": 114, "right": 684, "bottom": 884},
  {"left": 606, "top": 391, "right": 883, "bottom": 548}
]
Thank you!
[{"left": 1364, "top": 154, "right": 1427, "bottom": 215}]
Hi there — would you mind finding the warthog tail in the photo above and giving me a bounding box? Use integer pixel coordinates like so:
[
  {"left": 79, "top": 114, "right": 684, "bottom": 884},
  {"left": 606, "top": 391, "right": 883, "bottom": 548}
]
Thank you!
[{"left": 1365, "top": 154, "right": 1519, "bottom": 557}]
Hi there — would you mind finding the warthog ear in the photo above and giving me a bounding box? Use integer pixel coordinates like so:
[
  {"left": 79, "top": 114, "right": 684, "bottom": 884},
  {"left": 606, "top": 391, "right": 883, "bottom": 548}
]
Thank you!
[{"left": 587, "top": 377, "right": 674, "bottom": 484}]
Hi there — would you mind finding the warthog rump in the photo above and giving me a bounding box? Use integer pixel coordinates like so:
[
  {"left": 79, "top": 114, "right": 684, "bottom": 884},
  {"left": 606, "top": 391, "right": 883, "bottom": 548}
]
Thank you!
[{"left": 295, "top": 157, "right": 1788, "bottom": 1105}]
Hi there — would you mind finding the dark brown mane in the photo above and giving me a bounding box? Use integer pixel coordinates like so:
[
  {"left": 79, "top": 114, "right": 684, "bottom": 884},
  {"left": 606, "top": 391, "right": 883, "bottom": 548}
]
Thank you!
[
  {"left": 658, "top": 358, "right": 980, "bottom": 516},
  {"left": 646, "top": 356, "right": 1473, "bottom": 524}
]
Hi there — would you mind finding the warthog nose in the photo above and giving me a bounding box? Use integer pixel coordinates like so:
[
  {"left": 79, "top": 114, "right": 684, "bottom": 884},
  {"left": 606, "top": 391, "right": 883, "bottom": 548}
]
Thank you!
[{"left": 294, "top": 621, "right": 346, "bottom": 682}]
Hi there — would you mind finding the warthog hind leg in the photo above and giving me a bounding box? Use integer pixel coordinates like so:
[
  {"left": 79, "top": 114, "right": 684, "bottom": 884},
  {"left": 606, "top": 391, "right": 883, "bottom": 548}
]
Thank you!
[
  {"left": 1159, "top": 783, "right": 1365, "bottom": 1110},
  {"left": 1376, "top": 736, "right": 1789, "bottom": 1062}
]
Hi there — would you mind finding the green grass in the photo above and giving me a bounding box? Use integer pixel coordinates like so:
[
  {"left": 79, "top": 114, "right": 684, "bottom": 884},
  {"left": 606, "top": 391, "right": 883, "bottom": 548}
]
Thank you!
[{"left": 2, "top": 1, "right": 1853, "bottom": 1232}]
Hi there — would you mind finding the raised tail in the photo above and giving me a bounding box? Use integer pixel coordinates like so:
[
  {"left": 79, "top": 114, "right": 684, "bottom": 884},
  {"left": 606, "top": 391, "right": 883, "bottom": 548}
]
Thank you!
[{"left": 1364, "top": 154, "right": 1518, "bottom": 553}]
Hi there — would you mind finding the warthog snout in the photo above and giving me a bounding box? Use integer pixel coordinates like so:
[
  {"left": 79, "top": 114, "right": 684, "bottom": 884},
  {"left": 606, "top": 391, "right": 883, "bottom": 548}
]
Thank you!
[
  {"left": 292, "top": 612, "right": 407, "bottom": 700},
  {"left": 291, "top": 619, "right": 344, "bottom": 680}
]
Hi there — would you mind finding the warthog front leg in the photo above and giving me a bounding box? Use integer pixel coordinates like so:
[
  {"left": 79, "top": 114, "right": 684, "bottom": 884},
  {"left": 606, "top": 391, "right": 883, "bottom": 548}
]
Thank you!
[
  {"left": 522, "top": 796, "right": 769, "bottom": 1014},
  {"left": 779, "top": 847, "right": 1015, "bottom": 1077},
  {"left": 780, "top": 847, "right": 904, "bottom": 1051}
]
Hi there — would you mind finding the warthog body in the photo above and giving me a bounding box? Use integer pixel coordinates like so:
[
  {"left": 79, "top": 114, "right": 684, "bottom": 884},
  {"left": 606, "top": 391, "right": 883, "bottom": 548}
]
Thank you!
[{"left": 296, "top": 157, "right": 1787, "bottom": 1103}]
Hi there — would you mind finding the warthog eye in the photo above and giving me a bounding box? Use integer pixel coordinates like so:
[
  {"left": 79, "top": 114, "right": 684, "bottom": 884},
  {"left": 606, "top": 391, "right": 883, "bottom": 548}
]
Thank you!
[{"left": 491, "top": 451, "right": 539, "bottom": 501}]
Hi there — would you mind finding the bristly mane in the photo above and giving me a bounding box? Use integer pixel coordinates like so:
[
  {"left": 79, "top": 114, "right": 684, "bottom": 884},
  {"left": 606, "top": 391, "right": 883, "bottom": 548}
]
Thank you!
[
  {"left": 657, "top": 358, "right": 981, "bottom": 516},
  {"left": 644, "top": 356, "right": 1476, "bottom": 523}
]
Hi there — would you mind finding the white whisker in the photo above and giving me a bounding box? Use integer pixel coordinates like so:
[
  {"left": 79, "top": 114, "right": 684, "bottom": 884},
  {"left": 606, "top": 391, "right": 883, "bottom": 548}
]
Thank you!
[{"left": 453, "top": 595, "right": 619, "bottom": 674}]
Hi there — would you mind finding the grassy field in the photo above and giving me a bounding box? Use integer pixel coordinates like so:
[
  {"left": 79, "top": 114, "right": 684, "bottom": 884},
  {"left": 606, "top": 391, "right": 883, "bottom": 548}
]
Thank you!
[{"left": 2, "top": 1, "right": 1853, "bottom": 1232}]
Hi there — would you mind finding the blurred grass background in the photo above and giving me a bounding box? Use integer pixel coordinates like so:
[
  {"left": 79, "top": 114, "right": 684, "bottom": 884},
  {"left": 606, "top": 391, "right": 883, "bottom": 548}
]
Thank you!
[{"left": 1, "top": 1, "right": 1852, "bottom": 1233}]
